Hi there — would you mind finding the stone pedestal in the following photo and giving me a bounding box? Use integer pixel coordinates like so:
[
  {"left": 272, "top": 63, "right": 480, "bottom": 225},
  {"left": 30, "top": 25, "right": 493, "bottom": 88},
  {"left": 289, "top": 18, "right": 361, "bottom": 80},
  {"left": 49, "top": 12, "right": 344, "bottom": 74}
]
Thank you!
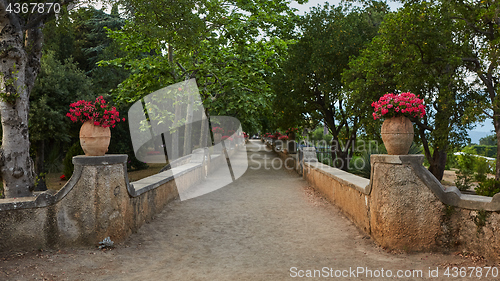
[{"left": 369, "top": 154, "right": 444, "bottom": 251}]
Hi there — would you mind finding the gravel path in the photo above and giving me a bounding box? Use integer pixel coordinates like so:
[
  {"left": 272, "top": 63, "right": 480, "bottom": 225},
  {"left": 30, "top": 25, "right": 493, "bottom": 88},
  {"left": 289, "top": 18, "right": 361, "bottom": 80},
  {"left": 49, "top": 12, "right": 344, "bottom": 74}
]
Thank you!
[{"left": 0, "top": 140, "right": 495, "bottom": 280}]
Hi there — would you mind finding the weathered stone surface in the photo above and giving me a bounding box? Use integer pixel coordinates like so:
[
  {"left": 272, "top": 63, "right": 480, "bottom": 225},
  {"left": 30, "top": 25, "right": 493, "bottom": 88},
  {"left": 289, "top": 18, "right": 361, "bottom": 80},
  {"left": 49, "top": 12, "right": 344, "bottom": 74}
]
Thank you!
[
  {"left": 302, "top": 161, "right": 371, "bottom": 234},
  {"left": 302, "top": 153, "right": 500, "bottom": 260},
  {"left": 369, "top": 155, "right": 444, "bottom": 251},
  {"left": 0, "top": 154, "right": 205, "bottom": 251}
]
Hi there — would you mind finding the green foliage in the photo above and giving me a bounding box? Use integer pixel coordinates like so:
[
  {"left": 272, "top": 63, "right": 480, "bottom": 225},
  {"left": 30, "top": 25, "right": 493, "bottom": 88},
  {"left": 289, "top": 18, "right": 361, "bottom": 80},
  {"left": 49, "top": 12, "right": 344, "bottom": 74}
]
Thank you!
[
  {"left": 479, "top": 134, "right": 496, "bottom": 146},
  {"left": 45, "top": 145, "right": 63, "bottom": 173},
  {"left": 473, "top": 210, "right": 490, "bottom": 234},
  {"left": 272, "top": 2, "right": 388, "bottom": 169},
  {"left": 474, "top": 157, "right": 490, "bottom": 182},
  {"left": 308, "top": 126, "right": 332, "bottom": 143},
  {"left": 444, "top": 151, "right": 456, "bottom": 170},
  {"left": 475, "top": 179, "right": 500, "bottom": 197},
  {"left": 454, "top": 150, "right": 475, "bottom": 191},
  {"left": 42, "top": 5, "right": 129, "bottom": 96},
  {"left": 106, "top": 111, "right": 149, "bottom": 171},
  {"left": 349, "top": 142, "right": 387, "bottom": 179},
  {"left": 343, "top": 1, "right": 485, "bottom": 180},
  {"left": 102, "top": 0, "right": 298, "bottom": 134},
  {"left": 469, "top": 145, "right": 497, "bottom": 158},
  {"left": 30, "top": 50, "right": 93, "bottom": 143},
  {"left": 63, "top": 142, "right": 85, "bottom": 179}
]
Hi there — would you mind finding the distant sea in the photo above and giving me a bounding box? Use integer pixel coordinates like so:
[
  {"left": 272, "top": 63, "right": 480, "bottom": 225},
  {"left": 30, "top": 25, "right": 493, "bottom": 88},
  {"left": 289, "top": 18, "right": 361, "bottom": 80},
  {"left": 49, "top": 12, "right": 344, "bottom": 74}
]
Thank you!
[{"left": 468, "top": 120, "right": 495, "bottom": 145}]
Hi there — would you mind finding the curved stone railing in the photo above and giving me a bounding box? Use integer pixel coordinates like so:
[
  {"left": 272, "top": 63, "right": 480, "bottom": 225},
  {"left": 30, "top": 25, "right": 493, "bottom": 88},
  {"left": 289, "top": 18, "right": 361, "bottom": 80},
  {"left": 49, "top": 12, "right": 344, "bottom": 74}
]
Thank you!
[
  {"left": 0, "top": 146, "right": 231, "bottom": 251},
  {"left": 278, "top": 147, "right": 500, "bottom": 261}
]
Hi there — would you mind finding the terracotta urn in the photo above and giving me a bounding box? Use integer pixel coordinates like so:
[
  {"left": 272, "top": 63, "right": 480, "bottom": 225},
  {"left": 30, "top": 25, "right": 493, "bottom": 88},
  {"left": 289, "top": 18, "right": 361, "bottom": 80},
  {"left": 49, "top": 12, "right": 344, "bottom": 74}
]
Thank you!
[
  {"left": 80, "top": 121, "right": 111, "bottom": 156},
  {"left": 214, "top": 133, "right": 222, "bottom": 144},
  {"left": 381, "top": 116, "right": 414, "bottom": 155}
]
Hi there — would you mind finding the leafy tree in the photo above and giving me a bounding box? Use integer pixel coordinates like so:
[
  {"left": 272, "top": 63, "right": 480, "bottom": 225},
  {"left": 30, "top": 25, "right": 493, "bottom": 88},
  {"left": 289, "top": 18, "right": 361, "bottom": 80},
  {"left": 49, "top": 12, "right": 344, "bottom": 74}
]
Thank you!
[
  {"left": 29, "top": 50, "right": 93, "bottom": 175},
  {"left": 441, "top": 0, "right": 500, "bottom": 184},
  {"left": 272, "top": 2, "right": 389, "bottom": 170},
  {"left": 479, "top": 134, "right": 496, "bottom": 146},
  {"left": 344, "top": 1, "right": 483, "bottom": 180},
  {"left": 103, "top": 0, "right": 302, "bottom": 134},
  {"left": 70, "top": 5, "right": 128, "bottom": 95}
]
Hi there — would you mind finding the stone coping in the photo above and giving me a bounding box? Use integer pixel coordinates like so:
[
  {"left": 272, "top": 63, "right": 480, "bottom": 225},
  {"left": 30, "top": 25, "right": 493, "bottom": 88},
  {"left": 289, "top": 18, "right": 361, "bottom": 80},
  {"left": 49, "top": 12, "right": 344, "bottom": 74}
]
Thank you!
[
  {"left": 371, "top": 154, "right": 500, "bottom": 211},
  {"left": 304, "top": 162, "right": 371, "bottom": 194}
]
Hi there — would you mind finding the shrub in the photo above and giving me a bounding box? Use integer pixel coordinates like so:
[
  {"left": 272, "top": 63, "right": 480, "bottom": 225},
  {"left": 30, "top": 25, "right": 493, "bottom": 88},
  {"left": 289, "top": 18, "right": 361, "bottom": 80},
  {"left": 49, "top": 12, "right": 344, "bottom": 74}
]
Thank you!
[
  {"left": 475, "top": 179, "right": 500, "bottom": 197},
  {"left": 474, "top": 157, "right": 490, "bottom": 182},
  {"left": 455, "top": 151, "right": 475, "bottom": 191},
  {"left": 63, "top": 141, "right": 84, "bottom": 179}
]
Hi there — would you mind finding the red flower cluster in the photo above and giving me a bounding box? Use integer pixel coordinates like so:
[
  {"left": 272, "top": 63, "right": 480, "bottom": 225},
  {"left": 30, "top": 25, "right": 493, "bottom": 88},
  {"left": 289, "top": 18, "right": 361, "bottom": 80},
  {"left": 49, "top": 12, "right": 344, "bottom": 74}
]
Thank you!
[
  {"left": 278, "top": 135, "right": 289, "bottom": 141},
  {"left": 269, "top": 132, "right": 281, "bottom": 139},
  {"left": 285, "top": 127, "right": 299, "bottom": 134},
  {"left": 212, "top": 127, "right": 224, "bottom": 134},
  {"left": 66, "top": 96, "right": 124, "bottom": 128},
  {"left": 221, "top": 135, "right": 233, "bottom": 141},
  {"left": 372, "top": 92, "right": 426, "bottom": 120}
]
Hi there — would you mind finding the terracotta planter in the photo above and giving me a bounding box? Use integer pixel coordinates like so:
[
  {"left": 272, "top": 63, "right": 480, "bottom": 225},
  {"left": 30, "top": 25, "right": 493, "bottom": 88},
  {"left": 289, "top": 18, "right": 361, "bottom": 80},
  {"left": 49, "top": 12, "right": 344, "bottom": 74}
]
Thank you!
[
  {"left": 214, "top": 133, "right": 222, "bottom": 144},
  {"left": 381, "top": 116, "right": 414, "bottom": 155},
  {"left": 80, "top": 121, "right": 111, "bottom": 156}
]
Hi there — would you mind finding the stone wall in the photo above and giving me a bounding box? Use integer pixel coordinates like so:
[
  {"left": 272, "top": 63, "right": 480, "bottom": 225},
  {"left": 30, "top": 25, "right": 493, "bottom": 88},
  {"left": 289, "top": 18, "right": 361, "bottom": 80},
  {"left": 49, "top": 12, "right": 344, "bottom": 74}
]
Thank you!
[
  {"left": 0, "top": 149, "right": 227, "bottom": 251},
  {"left": 267, "top": 140, "right": 500, "bottom": 261}
]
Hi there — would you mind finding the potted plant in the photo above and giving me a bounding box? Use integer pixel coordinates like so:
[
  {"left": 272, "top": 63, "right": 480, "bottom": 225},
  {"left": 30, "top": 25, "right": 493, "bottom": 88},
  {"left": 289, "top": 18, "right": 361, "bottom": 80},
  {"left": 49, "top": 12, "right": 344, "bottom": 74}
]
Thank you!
[
  {"left": 212, "top": 127, "right": 224, "bottom": 144},
  {"left": 372, "top": 92, "right": 425, "bottom": 155},
  {"left": 66, "top": 96, "right": 124, "bottom": 156},
  {"left": 278, "top": 135, "right": 289, "bottom": 152}
]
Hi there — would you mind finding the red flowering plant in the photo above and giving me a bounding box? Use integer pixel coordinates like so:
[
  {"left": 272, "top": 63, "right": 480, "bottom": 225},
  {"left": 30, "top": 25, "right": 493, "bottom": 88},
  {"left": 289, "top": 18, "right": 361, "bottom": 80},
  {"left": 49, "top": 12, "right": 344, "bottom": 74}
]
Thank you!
[
  {"left": 269, "top": 132, "right": 281, "bottom": 140},
  {"left": 371, "top": 92, "right": 426, "bottom": 120},
  {"left": 221, "top": 135, "right": 233, "bottom": 141},
  {"left": 212, "top": 127, "right": 224, "bottom": 134},
  {"left": 66, "top": 96, "right": 124, "bottom": 128},
  {"left": 278, "top": 135, "right": 289, "bottom": 141},
  {"left": 285, "top": 127, "right": 299, "bottom": 134}
]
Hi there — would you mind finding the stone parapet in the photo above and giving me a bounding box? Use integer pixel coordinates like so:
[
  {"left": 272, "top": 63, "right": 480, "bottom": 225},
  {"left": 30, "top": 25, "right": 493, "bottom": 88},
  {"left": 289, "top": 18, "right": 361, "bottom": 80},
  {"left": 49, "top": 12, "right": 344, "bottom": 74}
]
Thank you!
[{"left": 0, "top": 153, "right": 207, "bottom": 251}]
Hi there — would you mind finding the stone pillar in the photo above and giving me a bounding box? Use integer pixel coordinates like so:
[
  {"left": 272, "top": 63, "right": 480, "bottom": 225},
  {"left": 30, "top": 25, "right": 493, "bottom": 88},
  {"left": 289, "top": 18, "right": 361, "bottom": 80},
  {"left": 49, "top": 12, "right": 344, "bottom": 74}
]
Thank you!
[
  {"left": 56, "top": 155, "right": 131, "bottom": 246},
  {"left": 369, "top": 155, "right": 445, "bottom": 251}
]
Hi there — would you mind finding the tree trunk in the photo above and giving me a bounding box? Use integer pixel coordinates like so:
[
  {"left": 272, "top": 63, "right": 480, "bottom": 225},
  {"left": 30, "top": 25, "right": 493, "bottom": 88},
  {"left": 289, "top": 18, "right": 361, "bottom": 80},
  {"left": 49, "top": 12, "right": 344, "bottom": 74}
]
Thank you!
[
  {"left": 494, "top": 115, "right": 500, "bottom": 182},
  {"left": 332, "top": 150, "right": 349, "bottom": 171},
  {"left": 428, "top": 148, "right": 447, "bottom": 181},
  {"left": 183, "top": 93, "right": 194, "bottom": 155},
  {"left": 0, "top": 4, "right": 49, "bottom": 197}
]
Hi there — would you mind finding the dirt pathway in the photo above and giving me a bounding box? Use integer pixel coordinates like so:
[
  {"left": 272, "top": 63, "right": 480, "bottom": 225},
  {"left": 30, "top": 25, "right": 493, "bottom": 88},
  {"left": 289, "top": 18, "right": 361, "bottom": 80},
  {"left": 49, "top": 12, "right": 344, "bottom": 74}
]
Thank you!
[{"left": 0, "top": 141, "right": 496, "bottom": 280}]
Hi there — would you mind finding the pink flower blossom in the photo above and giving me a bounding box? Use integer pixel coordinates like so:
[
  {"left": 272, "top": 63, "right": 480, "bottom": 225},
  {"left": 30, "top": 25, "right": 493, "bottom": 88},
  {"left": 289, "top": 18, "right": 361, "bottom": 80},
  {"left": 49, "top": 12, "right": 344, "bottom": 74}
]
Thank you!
[{"left": 371, "top": 92, "right": 425, "bottom": 120}]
